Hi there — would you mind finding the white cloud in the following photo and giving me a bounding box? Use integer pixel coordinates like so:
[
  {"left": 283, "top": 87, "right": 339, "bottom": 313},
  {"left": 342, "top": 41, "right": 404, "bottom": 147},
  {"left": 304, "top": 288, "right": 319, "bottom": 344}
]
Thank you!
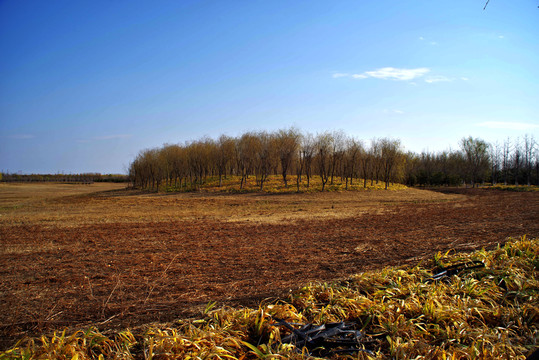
[
  {"left": 498, "top": 35, "right": 504, "bottom": 39},
  {"left": 419, "top": 36, "right": 437, "bottom": 45},
  {"left": 351, "top": 74, "right": 368, "bottom": 79},
  {"left": 333, "top": 68, "right": 469, "bottom": 84},
  {"left": 383, "top": 109, "right": 405, "bottom": 115},
  {"left": 477, "top": 121, "right": 539, "bottom": 130},
  {"left": 361, "top": 67, "right": 430, "bottom": 81},
  {"left": 425, "top": 75, "right": 452, "bottom": 83}
]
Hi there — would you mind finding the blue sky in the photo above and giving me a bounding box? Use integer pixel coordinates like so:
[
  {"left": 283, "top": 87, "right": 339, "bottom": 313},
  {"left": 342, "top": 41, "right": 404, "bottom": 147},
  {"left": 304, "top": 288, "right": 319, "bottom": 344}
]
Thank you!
[{"left": 1, "top": 0, "right": 538, "bottom": 174}]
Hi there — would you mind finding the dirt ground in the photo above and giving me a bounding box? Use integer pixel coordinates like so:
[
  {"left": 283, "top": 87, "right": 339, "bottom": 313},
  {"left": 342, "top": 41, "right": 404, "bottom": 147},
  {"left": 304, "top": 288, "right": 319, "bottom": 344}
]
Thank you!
[{"left": 1, "top": 183, "right": 538, "bottom": 350}]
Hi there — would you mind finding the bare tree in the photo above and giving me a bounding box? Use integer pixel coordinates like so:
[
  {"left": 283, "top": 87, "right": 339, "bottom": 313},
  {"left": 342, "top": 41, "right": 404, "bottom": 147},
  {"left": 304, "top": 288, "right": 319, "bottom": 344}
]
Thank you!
[
  {"left": 512, "top": 138, "right": 522, "bottom": 185},
  {"left": 255, "top": 132, "right": 274, "bottom": 190},
  {"left": 460, "top": 137, "right": 490, "bottom": 187},
  {"left": 295, "top": 133, "right": 308, "bottom": 192},
  {"left": 502, "top": 137, "right": 512, "bottom": 185},
  {"left": 216, "top": 135, "right": 235, "bottom": 187},
  {"left": 141, "top": 148, "right": 162, "bottom": 191},
  {"left": 295, "top": 138, "right": 305, "bottom": 192},
  {"left": 329, "top": 130, "right": 346, "bottom": 185},
  {"left": 489, "top": 141, "right": 502, "bottom": 185},
  {"left": 523, "top": 134, "right": 536, "bottom": 186},
  {"left": 360, "top": 145, "right": 372, "bottom": 188},
  {"left": 403, "top": 151, "right": 420, "bottom": 186},
  {"left": 276, "top": 128, "right": 300, "bottom": 188},
  {"left": 315, "top": 132, "right": 333, "bottom": 191},
  {"left": 344, "top": 137, "right": 363, "bottom": 189},
  {"left": 380, "top": 138, "right": 403, "bottom": 190},
  {"left": 236, "top": 133, "right": 260, "bottom": 190},
  {"left": 160, "top": 144, "right": 178, "bottom": 188},
  {"left": 370, "top": 139, "right": 382, "bottom": 186},
  {"left": 300, "top": 133, "right": 315, "bottom": 188}
]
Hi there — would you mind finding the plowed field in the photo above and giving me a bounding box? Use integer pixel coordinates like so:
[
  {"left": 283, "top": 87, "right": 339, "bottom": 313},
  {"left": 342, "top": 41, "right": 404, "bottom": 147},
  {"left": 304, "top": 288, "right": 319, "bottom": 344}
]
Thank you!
[{"left": 1, "top": 183, "right": 538, "bottom": 350}]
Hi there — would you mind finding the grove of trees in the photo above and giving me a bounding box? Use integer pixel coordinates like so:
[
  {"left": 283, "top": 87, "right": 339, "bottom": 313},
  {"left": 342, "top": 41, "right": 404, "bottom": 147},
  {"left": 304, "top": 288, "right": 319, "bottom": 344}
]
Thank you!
[
  {"left": 405, "top": 135, "right": 538, "bottom": 188},
  {"left": 128, "top": 129, "right": 538, "bottom": 192}
]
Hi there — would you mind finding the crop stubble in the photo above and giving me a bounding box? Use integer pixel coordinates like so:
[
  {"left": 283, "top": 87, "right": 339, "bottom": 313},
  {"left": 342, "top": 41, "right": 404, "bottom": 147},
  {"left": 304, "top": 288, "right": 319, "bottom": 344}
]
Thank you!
[{"left": 0, "top": 183, "right": 538, "bottom": 350}]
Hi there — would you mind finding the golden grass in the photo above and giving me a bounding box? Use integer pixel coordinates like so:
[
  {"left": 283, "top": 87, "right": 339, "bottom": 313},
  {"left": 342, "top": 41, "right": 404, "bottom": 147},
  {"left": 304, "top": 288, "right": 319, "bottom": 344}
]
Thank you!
[
  {"left": 0, "top": 182, "right": 464, "bottom": 227},
  {"left": 2, "top": 236, "right": 537, "bottom": 359},
  {"left": 166, "top": 175, "right": 408, "bottom": 194},
  {"left": 489, "top": 184, "right": 539, "bottom": 192}
]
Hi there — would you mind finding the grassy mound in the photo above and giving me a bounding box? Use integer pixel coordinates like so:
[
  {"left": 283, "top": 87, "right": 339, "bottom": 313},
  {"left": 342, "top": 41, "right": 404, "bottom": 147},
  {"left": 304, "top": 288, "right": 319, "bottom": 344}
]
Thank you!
[
  {"left": 2, "top": 236, "right": 537, "bottom": 359},
  {"left": 164, "top": 175, "right": 408, "bottom": 193}
]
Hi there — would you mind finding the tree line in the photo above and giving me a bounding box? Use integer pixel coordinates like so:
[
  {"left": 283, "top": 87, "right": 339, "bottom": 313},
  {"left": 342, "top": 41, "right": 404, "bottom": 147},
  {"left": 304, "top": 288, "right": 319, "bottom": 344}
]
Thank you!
[
  {"left": 128, "top": 129, "right": 538, "bottom": 192},
  {"left": 406, "top": 135, "right": 538, "bottom": 187},
  {"left": 0, "top": 173, "right": 129, "bottom": 183}
]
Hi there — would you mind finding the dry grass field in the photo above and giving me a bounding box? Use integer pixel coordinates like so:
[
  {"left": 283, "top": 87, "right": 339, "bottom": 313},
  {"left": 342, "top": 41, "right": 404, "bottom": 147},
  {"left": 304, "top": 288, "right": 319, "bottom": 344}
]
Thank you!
[
  {"left": 1, "top": 181, "right": 457, "bottom": 227},
  {"left": 1, "top": 182, "right": 538, "bottom": 355}
]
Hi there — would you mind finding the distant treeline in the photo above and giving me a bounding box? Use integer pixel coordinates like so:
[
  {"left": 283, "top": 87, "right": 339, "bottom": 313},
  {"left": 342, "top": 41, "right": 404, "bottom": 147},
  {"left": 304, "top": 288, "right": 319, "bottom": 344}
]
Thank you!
[
  {"left": 129, "top": 128, "right": 538, "bottom": 192},
  {"left": 0, "top": 173, "right": 129, "bottom": 183},
  {"left": 408, "top": 135, "right": 538, "bottom": 187}
]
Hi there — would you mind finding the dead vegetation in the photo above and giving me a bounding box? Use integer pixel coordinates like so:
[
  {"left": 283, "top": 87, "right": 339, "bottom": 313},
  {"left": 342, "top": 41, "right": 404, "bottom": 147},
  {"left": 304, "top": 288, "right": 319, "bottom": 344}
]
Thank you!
[
  {"left": 0, "top": 183, "right": 538, "bottom": 357},
  {"left": 1, "top": 236, "right": 537, "bottom": 359}
]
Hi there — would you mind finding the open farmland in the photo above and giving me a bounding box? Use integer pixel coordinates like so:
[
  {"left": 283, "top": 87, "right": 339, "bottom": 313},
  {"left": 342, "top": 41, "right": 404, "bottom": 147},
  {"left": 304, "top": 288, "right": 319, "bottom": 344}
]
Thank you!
[{"left": 0, "top": 183, "right": 538, "bottom": 351}]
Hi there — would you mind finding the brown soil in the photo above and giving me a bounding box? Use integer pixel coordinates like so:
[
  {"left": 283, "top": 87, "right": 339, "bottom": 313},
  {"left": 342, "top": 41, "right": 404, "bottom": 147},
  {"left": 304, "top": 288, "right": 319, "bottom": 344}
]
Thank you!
[{"left": 0, "top": 186, "right": 538, "bottom": 350}]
